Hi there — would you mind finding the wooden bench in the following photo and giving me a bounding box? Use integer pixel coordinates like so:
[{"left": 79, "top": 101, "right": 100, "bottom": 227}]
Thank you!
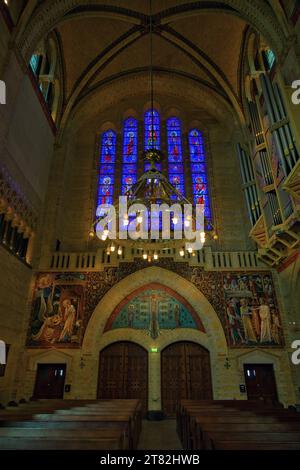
[
  {"left": 177, "top": 400, "right": 300, "bottom": 450},
  {"left": 0, "top": 399, "right": 142, "bottom": 450},
  {"left": 0, "top": 427, "right": 128, "bottom": 450}
]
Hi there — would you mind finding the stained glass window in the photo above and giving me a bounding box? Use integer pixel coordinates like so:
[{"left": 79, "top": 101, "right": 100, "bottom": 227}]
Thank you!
[
  {"left": 97, "top": 130, "right": 117, "bottom": 207},
  {"left": 144, "top": 109, "right": 161, "bottom": 170},
  {"left": 188, "top": 129, "right": 212, "bottom": 226},
  {"left": 265, "top": 49, "right": 276, "bottom": 70},
  {"left": 29, "top": 54, "right": 41, "bottom": 75},
  {"left": 121, "top": 118, "right": 138, "bottom": 194},
  {"left": 167, "top": 117, "right": 185, "bottom": 196}
]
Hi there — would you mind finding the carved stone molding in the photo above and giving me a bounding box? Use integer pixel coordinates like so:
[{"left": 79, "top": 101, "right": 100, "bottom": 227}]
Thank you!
[{"left": 0, "top": 165, "right": 38, "bottom": 234}]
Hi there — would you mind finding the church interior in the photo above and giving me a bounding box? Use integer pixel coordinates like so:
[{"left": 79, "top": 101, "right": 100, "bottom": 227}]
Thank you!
[{"left": 1, "top": 0, "right": 300, "bottom": 453}]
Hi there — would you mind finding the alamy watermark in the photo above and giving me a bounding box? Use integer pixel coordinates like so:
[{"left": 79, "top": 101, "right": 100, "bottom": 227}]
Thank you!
[
  {"left": 291, "top": 340, "right": 300, "bottom": 365},
  {"left": 292, "top": 80, "right": 300, "bottom": 105},
  {"left": 0, "top": 80, "right": 6, "bottom": 104},
  {"left": 95, "top": 197, "right": 205, "bottom": 251},
  {"left": 0, "top": 340, "right": 6, "bottom": 365}
]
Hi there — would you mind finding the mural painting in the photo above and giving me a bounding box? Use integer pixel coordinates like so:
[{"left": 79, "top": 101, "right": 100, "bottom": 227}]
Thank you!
[
  {"left": 27, "top": 262, "right": 284, "bottom": 349},
  {"left": 104, "top": 285, "right": 204, "bottom": 339},
  {"left": 223, "top": 273, "right": 284, "bottom": 347},
  {"left": 27, "top": 273, "right": 85, "bottom": 348}
]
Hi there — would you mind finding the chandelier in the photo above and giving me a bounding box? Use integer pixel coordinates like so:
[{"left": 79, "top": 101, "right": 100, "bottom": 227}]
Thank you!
[{"left": 88, "top": 1, "right": 217, "bottom": 260}]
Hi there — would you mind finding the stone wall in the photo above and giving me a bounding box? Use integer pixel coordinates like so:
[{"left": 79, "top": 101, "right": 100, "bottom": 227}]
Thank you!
[{"left": 0, "top": 246, "right": 33, "bottom": 404}]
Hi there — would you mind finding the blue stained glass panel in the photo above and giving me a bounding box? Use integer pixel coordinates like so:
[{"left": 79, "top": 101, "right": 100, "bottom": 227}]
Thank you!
[
  {"left": 98, "top": 185, "right": 114, "bottom": 196},
  {"left": 122, "top": 164, "right": 137, "bottom": 175},
  {"left": 98, "top": 196, "right": 113, "bottom": 205},
  {"left": 122, "top": 174, "right": 137, "bottom": 185},
  {"left": 191, "top": 163, "right": 206, "bottom": 173},
  {"left": 97, "top": 130, "right": 117, "bottom": 212},
  {"left": 100, "top": 130, "right": 116, "bottom": 163},
  {"left": 99, "top": 175, "right": 114, "bottom": 185},
  {"left": 170, "top": 174, "right": 184, "bottom": 186},
  {"left": 144, "top": 110, "right": 161, "bottom": 151},
  {"left": 189, "top": 128, "right": 212, "bottom": 224},
  {"left": 144, "top": 162, "right": 162, "bottom": 171},
  {"left": 169, "top": 163, "right": 184, "bottom": 174},
  {"left": 192, "top": 174, "right": 207, "bottom": 185},
  {"left": 100, "top": 164, "right": 115, "bottom": 174},
  {"left": 167, "top": 117, "right": 185, "bottom": 195},
  {"left": 122, "top": 118, "right": 138, "bottom": 195}
]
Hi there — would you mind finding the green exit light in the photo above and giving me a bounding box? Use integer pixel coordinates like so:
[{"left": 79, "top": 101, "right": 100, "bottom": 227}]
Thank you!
[{"left": 151, "top": 347, "right": 158, "bottom": 353}]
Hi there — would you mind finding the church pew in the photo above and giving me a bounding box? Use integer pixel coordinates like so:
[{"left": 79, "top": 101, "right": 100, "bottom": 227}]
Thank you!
[
  {"left": 179, "top": 407, "right": 258, "bottom": 448},
  {"left": 32, "top": 413, "right": 140, "bottom": 449},
  {"left": 212, "top": 440, "right": 300, "bottom": 450},
  {"left": 0, "top": 436, "right": 121, "bottom": 450},
  {"left": 178, "top": 402, "right": 300, "bottom": 448},
  {"left": 0, "top": 400, "right": 142, "bottom": 449},
  {"left": 186, "top": 414, "right": 300, "bottom": 448},
  {"left": 202, "top": 430, "right": 300, "bottom": 450},
  {"left": 192, "top": 421, "right": 300, "bottom": 449},
  {"left": 0, "top": 427, "right": 129, "bottom": 450}
]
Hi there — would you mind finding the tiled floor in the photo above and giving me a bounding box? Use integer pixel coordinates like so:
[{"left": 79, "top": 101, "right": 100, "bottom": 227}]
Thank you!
[{"left": 138, "top": 419, "right": 183, "bottom": 450}]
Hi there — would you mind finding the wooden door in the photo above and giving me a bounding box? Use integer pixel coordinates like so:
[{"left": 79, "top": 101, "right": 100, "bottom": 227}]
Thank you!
[
  {"left": 98, "top": 342, "right": 148, "bottom": 413},
  {"left": 33, "top": 364, "right": 66, "bottom": 399},
  {"left": 244, "top": 364, "right": 278, "bottom": 402},
  {"left": 161, "top": 342, "right": 213, "bottom": 416}
]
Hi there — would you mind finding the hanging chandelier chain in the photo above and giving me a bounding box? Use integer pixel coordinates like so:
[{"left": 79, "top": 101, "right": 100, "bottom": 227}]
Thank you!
[{"left": 149, "top": 0, "right": 154, "bottom": 141}]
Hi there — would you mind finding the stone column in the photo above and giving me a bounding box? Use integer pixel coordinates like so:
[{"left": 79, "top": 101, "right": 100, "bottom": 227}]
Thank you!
[{"left": 148, "top": 349, "right": 161, "bottom": 411}]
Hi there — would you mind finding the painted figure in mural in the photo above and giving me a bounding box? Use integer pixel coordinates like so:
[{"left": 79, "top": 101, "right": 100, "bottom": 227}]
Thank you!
[
  {"left": 251, "top": 299, "right": 261, "bottom": 340},
  {"left": 127, "top": 304, "right": 135, "bottom": 328},
  {"left": 30, "top": 275, "right": 62, "bottom": 343},
  {"left": 259, "top": 298, "right": 272, "bottom": 343},
  {"left": 58, "top": 299, "right": 77, "bottom": 342},
  {"left": 240, "top": 298, "right": 257, "bottom": 343},
  {"left": 271, "top": 310, "right": 282, "bottom": 344},
  {"left": 109, "top": 288, "right": 199, "bottom": 335},
  {"left": 29, "top": 274, "right": 83, "bottom": 347},
  {"left": 31, "top": 313, "right": 63, "bottom": 343},
  {"left": 226, "top": 300, "right": 245, "bottom": 345}
]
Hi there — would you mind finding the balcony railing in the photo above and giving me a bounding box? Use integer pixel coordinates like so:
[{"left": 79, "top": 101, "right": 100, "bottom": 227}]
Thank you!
[{"left": 43, "top": 247, "right": 264, "bottom": 272}]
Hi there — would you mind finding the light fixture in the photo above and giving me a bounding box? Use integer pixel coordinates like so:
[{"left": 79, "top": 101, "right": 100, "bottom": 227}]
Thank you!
[
  {"left": 88, "top": 0, "right": 217, "bottom": 257},
  {"left": 187, "top": 247, "right": 193, "bottom": 254},
  {"left": 117, "top": 247, "right": 122, "bottom": 255}
]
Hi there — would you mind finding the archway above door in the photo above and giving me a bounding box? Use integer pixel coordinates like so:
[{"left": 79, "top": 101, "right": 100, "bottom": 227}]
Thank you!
[
  {"left": 104, "top": 283, "right": 205, "bottom": 339},
  {"left": 82, "top": 266, "right": 228, "bottom": 356}
]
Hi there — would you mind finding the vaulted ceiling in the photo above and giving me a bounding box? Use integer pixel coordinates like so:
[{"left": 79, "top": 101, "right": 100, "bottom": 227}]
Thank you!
[
  {"left": 57, "top": 12, "right": 246, "bottom": 101},
  {"left": 51, "top": 0, "right": 251, "bottom": 120}
]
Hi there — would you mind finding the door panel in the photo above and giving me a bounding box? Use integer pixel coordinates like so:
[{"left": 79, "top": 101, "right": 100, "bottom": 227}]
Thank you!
[
  {"left": 244, "top": 364, "right": 278, "bottom": 402},
  {"left": 161, "top": 342, "right": 213, "bottom": 416},
  {"left": 98, "top": 342, "right": 148, "bottom": 413},
  {"left": 33, "top": 364, "right": 66, "bottom": 399}
]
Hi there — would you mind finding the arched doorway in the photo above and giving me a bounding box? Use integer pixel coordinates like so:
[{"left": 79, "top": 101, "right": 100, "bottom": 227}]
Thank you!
[
  {"left": 98, "top": 341, "right": 148, "bottom": 414},
  {"left": 161, "top": 342, "right": 213, "bottom": 416}
]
